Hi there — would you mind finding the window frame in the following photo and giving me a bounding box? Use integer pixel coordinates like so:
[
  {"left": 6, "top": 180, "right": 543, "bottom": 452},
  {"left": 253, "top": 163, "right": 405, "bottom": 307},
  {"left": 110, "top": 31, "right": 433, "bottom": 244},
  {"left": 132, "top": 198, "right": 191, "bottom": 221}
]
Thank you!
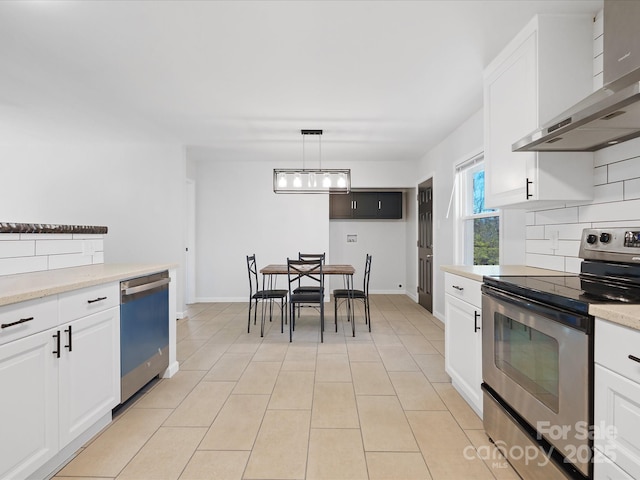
[{"left": 453, "top": 153, "right": 502, "bottom": 266}]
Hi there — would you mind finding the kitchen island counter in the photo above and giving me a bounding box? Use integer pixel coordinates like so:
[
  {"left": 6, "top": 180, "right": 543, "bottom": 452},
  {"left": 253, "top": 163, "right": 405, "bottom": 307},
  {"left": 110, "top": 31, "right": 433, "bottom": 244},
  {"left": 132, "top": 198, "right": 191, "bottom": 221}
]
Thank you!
[{"left": 0, "top": 263, "right": 177, "bottom": 307}]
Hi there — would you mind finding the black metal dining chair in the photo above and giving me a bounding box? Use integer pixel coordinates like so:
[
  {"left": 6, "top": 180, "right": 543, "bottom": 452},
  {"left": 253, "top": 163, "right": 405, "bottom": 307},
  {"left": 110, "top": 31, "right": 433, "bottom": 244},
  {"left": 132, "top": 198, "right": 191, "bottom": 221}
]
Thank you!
[
  {"left": 293, "top": 252, "right": 325, "bottom": 315},
  {"left": 333, "top": 254, "right": 372, "bottom": 332},
  {"left": 287, "top": 257, "right": 324, "bottom": 342},
  {"left": 246, "top": 254, "right": 288, "bottom": 337}
]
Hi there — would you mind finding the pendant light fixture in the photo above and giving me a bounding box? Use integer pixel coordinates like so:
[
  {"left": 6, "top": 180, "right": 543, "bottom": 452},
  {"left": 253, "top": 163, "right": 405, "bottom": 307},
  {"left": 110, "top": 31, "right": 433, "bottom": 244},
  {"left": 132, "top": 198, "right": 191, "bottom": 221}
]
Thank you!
[{"left": 273, "top": 129, "right": 351, "bottom": 194}]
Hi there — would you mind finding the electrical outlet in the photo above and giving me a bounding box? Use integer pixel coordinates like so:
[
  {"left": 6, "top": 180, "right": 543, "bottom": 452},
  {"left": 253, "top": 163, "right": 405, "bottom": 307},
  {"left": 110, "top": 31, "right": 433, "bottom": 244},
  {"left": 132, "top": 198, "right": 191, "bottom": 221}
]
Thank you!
[{"left": 549, "top": 230, "right": 559, "bottom": 250}]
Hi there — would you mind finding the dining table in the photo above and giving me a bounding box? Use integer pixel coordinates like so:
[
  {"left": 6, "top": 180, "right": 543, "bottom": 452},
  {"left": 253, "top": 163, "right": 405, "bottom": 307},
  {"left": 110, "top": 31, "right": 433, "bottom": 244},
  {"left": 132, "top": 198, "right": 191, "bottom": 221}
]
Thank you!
[{"left": 260, "top": 263, "right": 356, "bottom": 337}]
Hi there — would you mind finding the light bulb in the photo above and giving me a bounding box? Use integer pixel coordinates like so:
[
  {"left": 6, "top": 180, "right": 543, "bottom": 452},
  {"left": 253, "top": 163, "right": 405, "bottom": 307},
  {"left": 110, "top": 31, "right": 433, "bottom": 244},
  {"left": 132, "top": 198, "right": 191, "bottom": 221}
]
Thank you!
[
  {"left": 293, "top": 174, "right": 302, "bottom": 188},
  {"left": 337, "top": 174, "right": 346, "bottom": 188},
  {"left": 322, "top": 174, "right": 332, "bottom": 188},
  {"left": 278, "top": 173, "right": 287, "bottom": 188}
]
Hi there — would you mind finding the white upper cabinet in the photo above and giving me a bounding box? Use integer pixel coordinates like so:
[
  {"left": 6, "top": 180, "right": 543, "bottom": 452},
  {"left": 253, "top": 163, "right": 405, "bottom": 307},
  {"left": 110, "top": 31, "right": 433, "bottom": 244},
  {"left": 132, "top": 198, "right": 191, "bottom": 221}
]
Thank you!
[{"left": 484, "top": 15, "right": 595, "bottom": 209}]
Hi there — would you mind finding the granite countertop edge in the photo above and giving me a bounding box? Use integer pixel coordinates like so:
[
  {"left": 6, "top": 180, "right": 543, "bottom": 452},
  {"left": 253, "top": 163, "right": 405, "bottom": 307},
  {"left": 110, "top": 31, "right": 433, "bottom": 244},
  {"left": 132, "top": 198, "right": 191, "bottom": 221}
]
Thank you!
[
  {"left": 0, "top": 263, "right": 178, "bottom": 307},
  {"left": 590, "top": 304, "right": 640, "bottom": 332}
]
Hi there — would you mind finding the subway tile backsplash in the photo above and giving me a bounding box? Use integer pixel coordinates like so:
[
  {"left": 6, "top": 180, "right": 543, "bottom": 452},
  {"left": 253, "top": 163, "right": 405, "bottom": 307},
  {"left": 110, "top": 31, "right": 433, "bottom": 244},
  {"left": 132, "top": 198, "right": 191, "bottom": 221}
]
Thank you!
[
  {"left": 0, "top": 232, "right": 104, "bottom": 276},
  {"left": 526, "top": 139, "right": 640, "bottom": 273}
]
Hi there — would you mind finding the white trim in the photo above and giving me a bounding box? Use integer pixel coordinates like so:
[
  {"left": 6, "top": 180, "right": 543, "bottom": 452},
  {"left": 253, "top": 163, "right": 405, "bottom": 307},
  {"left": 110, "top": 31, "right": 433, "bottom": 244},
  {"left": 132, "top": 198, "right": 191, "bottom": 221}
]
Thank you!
[{"left": 185, "top": 179, "right": 196, "bottom": 305}]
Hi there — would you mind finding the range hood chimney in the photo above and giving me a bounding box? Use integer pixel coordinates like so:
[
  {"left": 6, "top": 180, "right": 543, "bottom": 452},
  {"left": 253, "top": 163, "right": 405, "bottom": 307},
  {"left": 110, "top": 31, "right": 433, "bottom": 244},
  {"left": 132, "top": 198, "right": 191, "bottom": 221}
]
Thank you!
[{"left": 513, "top": 0, "right": 640, "bottom": 152}]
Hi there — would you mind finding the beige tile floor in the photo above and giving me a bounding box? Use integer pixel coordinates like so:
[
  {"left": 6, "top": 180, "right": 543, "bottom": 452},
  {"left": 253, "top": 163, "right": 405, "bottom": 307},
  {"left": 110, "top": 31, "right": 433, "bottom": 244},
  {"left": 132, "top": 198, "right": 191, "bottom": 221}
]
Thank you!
[{"left": 53, "top": 295, "right": 518, "bottom": 480}]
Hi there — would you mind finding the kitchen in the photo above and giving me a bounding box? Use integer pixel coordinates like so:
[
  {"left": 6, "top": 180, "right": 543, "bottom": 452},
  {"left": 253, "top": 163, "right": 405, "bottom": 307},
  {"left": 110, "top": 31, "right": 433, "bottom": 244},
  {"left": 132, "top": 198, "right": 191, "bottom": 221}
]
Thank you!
[{"left": 1, "top": 1, "right": 640, "bottom": 479}]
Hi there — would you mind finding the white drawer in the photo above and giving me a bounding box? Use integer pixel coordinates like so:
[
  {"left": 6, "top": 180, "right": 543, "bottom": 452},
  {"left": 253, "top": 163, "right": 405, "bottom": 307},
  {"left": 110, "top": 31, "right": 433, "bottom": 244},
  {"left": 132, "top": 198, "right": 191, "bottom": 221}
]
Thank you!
[
  {"left": 0, "top": 296, "right": 58, "bottom": 346},
  {"left": 444, "top": 273, "right": 482, "bottom": 308},
  {"left": 58, "top": 282, "right": 119, "bottom": 322},
  {"left": 595, "top": 319, "right": 640, "bottom": 385}
]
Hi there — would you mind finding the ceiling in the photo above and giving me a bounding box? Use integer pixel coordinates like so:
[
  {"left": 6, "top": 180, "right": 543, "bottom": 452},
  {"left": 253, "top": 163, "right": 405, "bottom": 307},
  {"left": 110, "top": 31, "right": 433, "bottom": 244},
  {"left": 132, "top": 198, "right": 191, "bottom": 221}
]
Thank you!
[{"left": 0, "top": 0, "right": 602, "bottom": 163}]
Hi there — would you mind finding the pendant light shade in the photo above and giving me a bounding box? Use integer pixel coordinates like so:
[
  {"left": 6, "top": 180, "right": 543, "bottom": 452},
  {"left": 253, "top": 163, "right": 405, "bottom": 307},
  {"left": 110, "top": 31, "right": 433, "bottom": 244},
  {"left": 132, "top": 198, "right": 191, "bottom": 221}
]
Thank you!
[{"left": 273, "top": 130, "right": 351, "bottom": 194}]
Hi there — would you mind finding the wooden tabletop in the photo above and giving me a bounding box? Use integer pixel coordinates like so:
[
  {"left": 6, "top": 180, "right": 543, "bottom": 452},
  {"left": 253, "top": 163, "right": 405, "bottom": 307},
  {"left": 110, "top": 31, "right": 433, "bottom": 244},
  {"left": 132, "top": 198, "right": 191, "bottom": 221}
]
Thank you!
[{"left": 260, "top": 264, "right": 355, "bottom": 275}]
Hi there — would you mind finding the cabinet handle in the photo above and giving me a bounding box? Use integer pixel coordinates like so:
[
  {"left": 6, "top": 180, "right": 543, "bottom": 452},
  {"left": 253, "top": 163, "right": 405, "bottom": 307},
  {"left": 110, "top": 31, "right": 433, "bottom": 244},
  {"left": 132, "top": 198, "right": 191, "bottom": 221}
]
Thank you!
[
  {"left": 52, "top": 331, "right": 61, "bottom": 358},
  {"left": 526, "top": 178, "right": 533, "bottom": 199},
  {"left": 1, "top": 316, "right": 34, "bottom": 329},
  {"left": 474, "top": 311, "right": 481, "bottom": 332},
  {"left": 629, "top": 354, "right": 640, "bottom": 364},
  {"left": 65, "top": 325, "right": 73, "bottom": 352},
  {"left": 354, "top": 201, "right": 357, "bottom": 209},
  {"left": 87, "top": 296, "right": 107, "bottom": 304},
  {"left": 378, "top": 200, "right": 381, "bottom": 210},
  {"left": 452, "top": 285, "right": 464, "bottom": 291}
]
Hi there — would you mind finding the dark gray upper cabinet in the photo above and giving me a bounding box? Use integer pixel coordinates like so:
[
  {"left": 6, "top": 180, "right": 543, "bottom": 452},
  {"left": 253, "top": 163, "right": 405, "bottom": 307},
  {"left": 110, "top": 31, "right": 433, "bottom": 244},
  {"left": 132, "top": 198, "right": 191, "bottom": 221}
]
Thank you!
[{"left": 329, "top": 191, "right": 402, "bottom": 219}]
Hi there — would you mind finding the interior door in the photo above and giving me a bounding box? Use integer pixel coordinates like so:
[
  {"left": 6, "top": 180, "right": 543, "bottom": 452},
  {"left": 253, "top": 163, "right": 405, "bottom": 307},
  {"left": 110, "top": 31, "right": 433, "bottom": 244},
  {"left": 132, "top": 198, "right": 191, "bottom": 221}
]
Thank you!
[{"left": 418, "top": 178, "right": 433, "bottom": 312}]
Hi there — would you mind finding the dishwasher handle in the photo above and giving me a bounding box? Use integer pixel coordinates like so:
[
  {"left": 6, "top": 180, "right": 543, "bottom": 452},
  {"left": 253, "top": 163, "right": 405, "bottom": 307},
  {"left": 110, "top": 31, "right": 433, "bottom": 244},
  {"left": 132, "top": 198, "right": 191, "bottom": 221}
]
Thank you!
[{"left": 122, "top": 277, "right": 170, "bottom": 296}]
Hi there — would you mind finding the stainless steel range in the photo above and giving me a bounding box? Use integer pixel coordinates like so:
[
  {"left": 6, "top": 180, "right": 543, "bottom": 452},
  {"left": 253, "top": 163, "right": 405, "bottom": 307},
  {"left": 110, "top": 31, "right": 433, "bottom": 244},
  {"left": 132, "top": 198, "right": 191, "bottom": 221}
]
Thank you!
[{"left": 481, "top": 228, "right": 640, "bottom": 480}]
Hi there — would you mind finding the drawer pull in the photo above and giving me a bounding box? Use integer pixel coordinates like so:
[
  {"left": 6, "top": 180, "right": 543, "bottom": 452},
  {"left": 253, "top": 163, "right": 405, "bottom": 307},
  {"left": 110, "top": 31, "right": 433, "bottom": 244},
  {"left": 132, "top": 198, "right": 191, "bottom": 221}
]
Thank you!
[
  {"left": 452, "top": 285, "right": 464, "bottom": 291},
  {"left": 87, "top": 296, "right": 107, "bottom": 304},
  {"left": 1, "top": 316, "right": 34, "bottom": 329},
  {"left": 629, "top": 354, "right": 640, "bottom": 364}
]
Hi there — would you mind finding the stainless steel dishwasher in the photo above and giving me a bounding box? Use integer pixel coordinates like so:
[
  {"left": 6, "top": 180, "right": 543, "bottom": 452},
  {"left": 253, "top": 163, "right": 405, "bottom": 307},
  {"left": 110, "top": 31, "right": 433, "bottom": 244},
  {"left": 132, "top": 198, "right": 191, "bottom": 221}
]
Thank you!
[{"left": 120, "top": 270, "right": 170, "bottom": 403}]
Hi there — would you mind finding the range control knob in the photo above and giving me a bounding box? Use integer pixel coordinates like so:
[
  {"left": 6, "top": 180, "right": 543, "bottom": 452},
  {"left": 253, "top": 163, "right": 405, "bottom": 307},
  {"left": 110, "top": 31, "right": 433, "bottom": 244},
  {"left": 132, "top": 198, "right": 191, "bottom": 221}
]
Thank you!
[
  {"left": 586, "top": 234, "right": 598, "bottom": 244},
  {"left": 600, "top": 233, "right": 611, "bottom": 244}
]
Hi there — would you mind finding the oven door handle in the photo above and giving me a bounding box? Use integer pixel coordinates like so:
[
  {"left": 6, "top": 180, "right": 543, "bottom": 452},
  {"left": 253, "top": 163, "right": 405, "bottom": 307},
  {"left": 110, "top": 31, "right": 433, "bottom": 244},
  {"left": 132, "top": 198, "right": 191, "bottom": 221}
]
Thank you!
[{"left": 482, "top": 284, "right": 591, "bottom": 333}]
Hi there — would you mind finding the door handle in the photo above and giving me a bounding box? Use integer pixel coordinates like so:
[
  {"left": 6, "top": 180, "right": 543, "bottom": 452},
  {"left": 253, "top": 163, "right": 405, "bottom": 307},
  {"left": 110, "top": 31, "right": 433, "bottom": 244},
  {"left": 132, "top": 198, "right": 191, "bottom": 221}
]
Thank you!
[
  {"left": 52, "top": 331, "right": 61, "bottom": 358},
  {"left": 65, "top": 325, "right": 72, "bottom": 352},
  {"left": 526, "top": 178, "right": 533, "bottom": 199},
  {"left": 474, "top": 311, "right": 481, "bottom": 332}
]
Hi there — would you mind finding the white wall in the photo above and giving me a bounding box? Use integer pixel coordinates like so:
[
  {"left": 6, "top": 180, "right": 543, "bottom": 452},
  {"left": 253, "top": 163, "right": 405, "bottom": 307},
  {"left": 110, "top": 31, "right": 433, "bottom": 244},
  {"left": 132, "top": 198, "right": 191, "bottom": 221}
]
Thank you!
[
  {"left": 0, "top": 143, "right": 187, "bottom": 314},
  {"left": 526, "top": 138, "right": 640, "bottom": 271},
  {"left": 329, "top": 213, "right": 407, "bottom": 294},
  {"left": 192, "top": 155, "right": 417, "bottom": 301},
  {"left": 194, "top": 159, "right": 329, "bottom": 301},
  {"left": 416, "top": 109, "right": 527, "bottom": 322}
]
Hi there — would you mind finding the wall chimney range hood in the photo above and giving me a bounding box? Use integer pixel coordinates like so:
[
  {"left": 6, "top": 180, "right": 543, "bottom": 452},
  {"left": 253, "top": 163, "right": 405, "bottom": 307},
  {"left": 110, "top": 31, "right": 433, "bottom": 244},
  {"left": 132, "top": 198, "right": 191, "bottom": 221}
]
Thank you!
[{"left": 513, "top": 0, "right": 640, "bottom": 152}]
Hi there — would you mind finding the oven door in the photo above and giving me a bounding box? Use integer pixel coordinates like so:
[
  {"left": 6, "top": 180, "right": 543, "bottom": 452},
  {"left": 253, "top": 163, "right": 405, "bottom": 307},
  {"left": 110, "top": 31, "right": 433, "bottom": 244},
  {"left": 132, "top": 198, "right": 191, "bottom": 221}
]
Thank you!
[{"left": 482, "top": 285, "right": 591, "bottom": 477}]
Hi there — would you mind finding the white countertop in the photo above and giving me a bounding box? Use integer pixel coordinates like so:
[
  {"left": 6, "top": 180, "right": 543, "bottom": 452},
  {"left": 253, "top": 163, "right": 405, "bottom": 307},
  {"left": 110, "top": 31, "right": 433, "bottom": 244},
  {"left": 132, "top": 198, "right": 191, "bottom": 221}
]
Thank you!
[
  {"left": 440, "top": 264, "right": 570, "bottom": 282},
  {"left": 0, "top": 263, "right": 177, "bottom": 307}
]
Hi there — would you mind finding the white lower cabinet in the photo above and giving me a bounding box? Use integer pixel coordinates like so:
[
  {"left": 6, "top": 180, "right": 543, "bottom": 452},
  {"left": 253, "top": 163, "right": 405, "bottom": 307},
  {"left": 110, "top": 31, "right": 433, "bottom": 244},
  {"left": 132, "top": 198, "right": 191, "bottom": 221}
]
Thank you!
[
  {"left": 444, "top": 273, "right": 482, "bottom": 417},
  {"left": 594, "top": 319, "right": 640, "bottom": 480},
  {"left": 0, "top": 329, "right": 58, "bottom": 480},
  {"left": 0, "top": 284, "right": 120, "bottom": 480},
  {"left": 59, "top": 307, "right": 120, "bottom": 447}
]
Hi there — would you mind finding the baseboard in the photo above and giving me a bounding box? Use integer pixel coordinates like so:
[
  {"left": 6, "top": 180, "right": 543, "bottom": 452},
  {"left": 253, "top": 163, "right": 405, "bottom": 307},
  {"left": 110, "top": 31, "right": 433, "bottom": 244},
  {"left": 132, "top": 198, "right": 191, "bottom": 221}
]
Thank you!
[
  {"left": 163, "top": 361, "right": 180, "bottom": 379},
  {"left": 405, "top": 291, "right": 419, "bottom": 302},
  {"left": 433, "top": 310, "right": 445, "bottom": 324},
  {"left": 194, "top": 296, "right": 246, "bottom": 303}
]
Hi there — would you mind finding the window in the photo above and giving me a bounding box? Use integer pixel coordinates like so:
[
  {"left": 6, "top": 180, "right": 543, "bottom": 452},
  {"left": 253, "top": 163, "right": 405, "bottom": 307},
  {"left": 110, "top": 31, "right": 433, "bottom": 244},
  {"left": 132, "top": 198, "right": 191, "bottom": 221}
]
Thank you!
[{"left": 456, "top": 155, "right": 500, "bottom": 265}]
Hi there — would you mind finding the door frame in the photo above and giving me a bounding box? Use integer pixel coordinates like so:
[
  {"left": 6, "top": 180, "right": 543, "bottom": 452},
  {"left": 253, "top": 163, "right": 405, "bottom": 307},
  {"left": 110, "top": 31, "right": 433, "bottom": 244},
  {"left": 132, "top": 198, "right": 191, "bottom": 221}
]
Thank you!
[
  {"left": 415, "top": 171, "right": 436, "bottom": 308},
  {"left": 185, "top": 179, "right": 196, "bottom": 305}
]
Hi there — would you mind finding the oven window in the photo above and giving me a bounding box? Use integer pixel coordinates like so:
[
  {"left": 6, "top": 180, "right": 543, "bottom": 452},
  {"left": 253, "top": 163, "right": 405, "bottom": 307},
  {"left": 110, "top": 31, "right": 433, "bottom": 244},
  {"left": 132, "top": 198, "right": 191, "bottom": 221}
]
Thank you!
[{"left": 494, "top": 312, "right": 559, "bottom": 412}]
